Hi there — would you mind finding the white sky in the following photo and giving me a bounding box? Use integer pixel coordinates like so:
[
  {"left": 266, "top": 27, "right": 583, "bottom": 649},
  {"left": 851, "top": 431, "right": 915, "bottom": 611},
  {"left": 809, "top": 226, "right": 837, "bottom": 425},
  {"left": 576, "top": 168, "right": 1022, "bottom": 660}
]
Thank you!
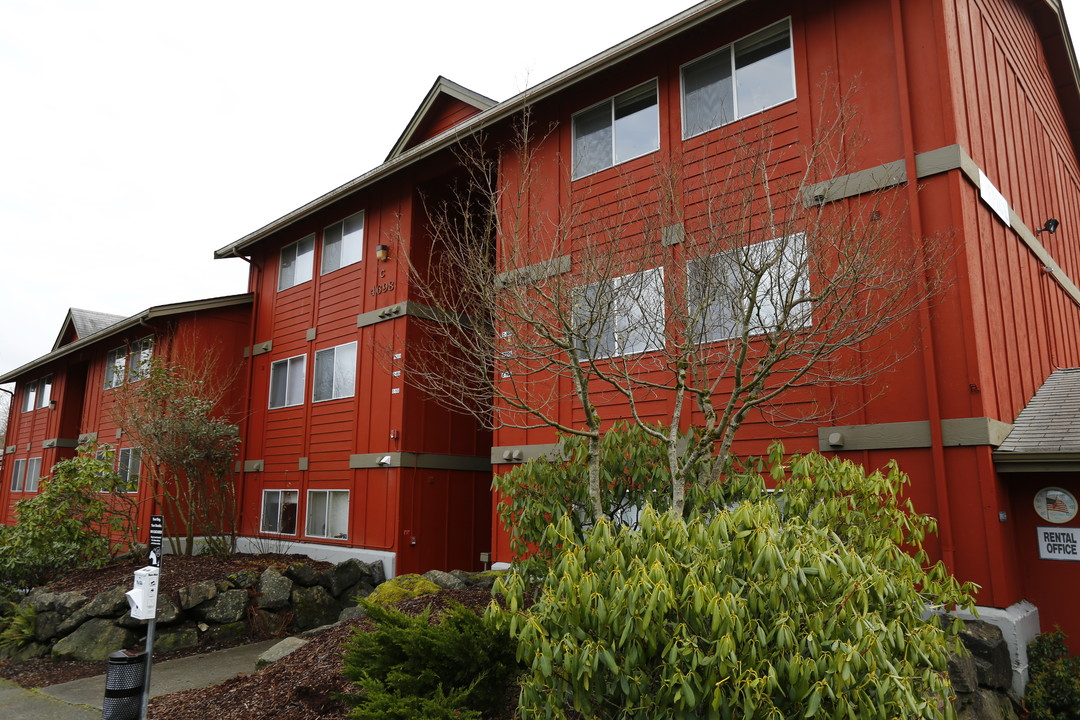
[{"left": 1, "top": 0, "right": 1079, "bottom": 380}]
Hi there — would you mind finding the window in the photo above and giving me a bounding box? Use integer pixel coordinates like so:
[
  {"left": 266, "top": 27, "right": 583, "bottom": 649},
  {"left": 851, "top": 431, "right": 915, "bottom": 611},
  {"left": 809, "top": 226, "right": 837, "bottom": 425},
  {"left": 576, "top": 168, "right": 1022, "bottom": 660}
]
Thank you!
[
  {"left": 321, "top": 212, "right": 365, "bottom": 275},
  {"left": 10, "top": 459, "right": 26, "bottom": 492},
  {"left": 24, "top": 458, "right": 42, "bottom": 493},
  {"left": 21, "top": 380, "right": 37, "bottom": 412},
  {"left": 279, "top": 234, "right": 315, "bottom": 291},
  {"left": 313, "top": 342, "right": 357, "bottom": 402},
  {"left": 261, "top": 490, "right": 298, "bottom": 534},
  {"left": 305, "top": 489, "right": 349, "bottom": 539},
  {"left": 574, "top": 268, "right": 665, "bottom": 359},
  {"left": 682, "top": 20, "right": 795, "bottom": 138},
  {"left": 269, "top": 355, "right": 306, "bottom": 409},
  {"left": 688, "top": 233, "right": 809, "bottom": 343},
  {"left": 573, "top": 81, "right": 659, "bottom": 179},
  {"left": 104, "top": 337, "right": 152, "bottom": 389},
  {"left": 117, "top": 448, "right": 141, "bottom": 493}
]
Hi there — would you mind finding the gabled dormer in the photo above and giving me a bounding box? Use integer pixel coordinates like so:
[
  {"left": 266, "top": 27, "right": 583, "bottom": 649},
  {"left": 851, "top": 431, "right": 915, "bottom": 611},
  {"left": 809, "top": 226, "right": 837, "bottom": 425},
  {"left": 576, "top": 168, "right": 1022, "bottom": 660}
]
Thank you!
[
  {"left": 385, "top": 76, "right": 496, "bottom": 160},
  {"left": 52, "top": 308, "right": 125, "bottom": 351}
]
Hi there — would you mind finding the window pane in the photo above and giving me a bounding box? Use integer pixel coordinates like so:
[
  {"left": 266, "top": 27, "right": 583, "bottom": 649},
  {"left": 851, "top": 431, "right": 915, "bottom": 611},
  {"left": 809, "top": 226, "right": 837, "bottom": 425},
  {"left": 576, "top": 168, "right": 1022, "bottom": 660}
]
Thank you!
[
  {"left": 328, "top": 491, "right": 349, "bottom": 539},
  {"left": 321, "top": 221, "right": 343, "bottom": 274},
  {"left": 334, "top": 342, "right": 357, "bottom": 399},
  {"left": 278, "top": 243, "right": 297, "bottom": 290},
  {"left": 734, "top": 24, "right": 794, "bottom": 117},
  {"left": 683, "top": 48, "right": 733, "bottom": 136},
  {"left": 22, "top": 381, "right": 36, "bottom": 412},
  {"left": 313, "top": 347, "right": 335, "bottom": 402},
  {"left": 294, "top": 235, "right": 315, "bottom": 285},
  {"left": 573, "top": 103, "right": 612, "bottom": 178},
  {"left": 574, "top": 281, "right": 617, "bottom": 358},
  {"left": 617, "top": 269, "right": 665, "bottom": 355},
  {"left": 36, "top": 376, "right": 52, "bottom": 409},
  {"left": 11, "top": 459, "right": 25, "bottom": 492},
  {"left": 306, "top": 491, "right": 328, "bottom": 537},
  {"left": 105, "top": 348, "right": 126, "bottom": 389},
  {"left": 752, "top": 234, "right": 809, "bottom": 332},
  {"left": 118, "top": 448, "right": 141, "bottom": 492},
  {"left": 280, "top": 491, "right": 298, "bottom": 534},
  {"left": 688, "top": 254, "right": 741, "bottom": 343},
  {"left": 286, "top": 356, "right": 306, "bottom": 407},
  {"left": 341, "top": 212, "right": 364, "bottom": 267},
  {"left": 269, "top": 360, "right": 289, "bottom": 409},
  {"left": 262, "top": 491, "right": 281, "bottom": 533},
  {"left": 25, "top": 458, "right": 42, "bottom": 493},
  {"left": 613, "top": 84, "right": 659, "bottom": 164}
]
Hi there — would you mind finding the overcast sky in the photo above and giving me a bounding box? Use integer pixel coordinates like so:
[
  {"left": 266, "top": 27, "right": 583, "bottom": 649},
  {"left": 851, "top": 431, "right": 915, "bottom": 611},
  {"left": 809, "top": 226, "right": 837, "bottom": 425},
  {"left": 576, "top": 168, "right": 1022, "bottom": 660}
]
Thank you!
[{"left": 2, "top": 0, "right": 1080, "bottom": 380}]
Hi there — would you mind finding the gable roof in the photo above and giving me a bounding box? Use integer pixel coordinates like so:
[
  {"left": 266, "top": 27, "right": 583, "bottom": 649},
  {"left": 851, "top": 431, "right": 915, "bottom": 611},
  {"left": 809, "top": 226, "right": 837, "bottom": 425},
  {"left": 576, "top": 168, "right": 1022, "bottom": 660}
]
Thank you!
[
  {"left": 995, "top": 367, "right": 1080, "bottom": 470},
  {"left": 53, "top": 308, "right": 127, "bottom": 351},
  {"left": 386, "top": 76, "right": 496, "bottom": 161},
  {"left": 0, "top": 294, "right": 253, "bottom": 384},
  {"left": 213, "top": 0, "right": 1080, "bottom": 261}
]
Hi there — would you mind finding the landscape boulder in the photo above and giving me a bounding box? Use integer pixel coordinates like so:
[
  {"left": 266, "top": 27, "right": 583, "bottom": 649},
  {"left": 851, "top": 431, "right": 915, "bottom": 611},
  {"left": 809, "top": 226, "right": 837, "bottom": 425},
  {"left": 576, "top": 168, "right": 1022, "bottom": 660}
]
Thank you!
[
  {"left": 290, "top": 585, "right": 339, "bottom": 630},
  {"left": 195, "top": 589, "right": 248, "bottom": 624},
  {"left": 52, "top": 618, "right": 136, "bottom": 662},
  {"left": 366, "top": 574, "right": 440, "bottom": 606},
  {"left": 57, "top": 585, "right": 130, "bottom": 634},
  {"left": 155, "top": 627, "right": 200, "bottom": 654},
  {"left": 423, "top": 569, "right": 467, "bottom": 590},
  {"left": 284, "top": 562, "right": 323, "bottom": 587},
  {"left": 118, "top": 594, "right": 182, "bottom": 628},
  {"left": 257, "top": 567, "right": 293, "bottom": 610},
  {"left": 256, "top": 636, "right": 307, "bottom": 669},
  {"left": 178, "top": 580, "right": 218, "bottom": 610}
]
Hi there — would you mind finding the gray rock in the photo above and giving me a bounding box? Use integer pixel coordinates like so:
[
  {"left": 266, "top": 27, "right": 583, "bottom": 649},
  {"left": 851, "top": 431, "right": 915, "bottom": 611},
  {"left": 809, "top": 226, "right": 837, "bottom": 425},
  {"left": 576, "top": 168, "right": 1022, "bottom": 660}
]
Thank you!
[
  {"left": 423, "top": 569, "right": 467, "bottom": 590},
  {"left": 284, "top": 563, "right": 321, "bottom": 587},
  {"left": 955, "top": 688, "right": 1018, "bottom": 720},
  {"left": 949, "top": 651, "right": 979, "bottom": 694},
  {"left": 257, "top": 567, "right": 293, "bottom": 610},
  {"left": 249, "top": 609, "right": 290, "bottom": 636},
  {"left": 256, "top": 636, "right": 307, "bottom": 669},
  {"left": 52, "top": 618, "right": 137, "bottom": 662},
  {"left": 24, "top": 589, "right": 60, "bottom": 613},
  {"left": 205, "top": 621, "right": 249, "bottom": 645},
  {"left": 0, "top": 641, "right": 50, "bottom": 662},
  {"left": 178, "top": 580, "right": 218, "bottom": 610},
  {"left": 340, "top": 580, "right": 375, "bottom": 604},
  {"left": 57, "top": 585, "right": 130, "bottom": 634},
  {"left": 33, "top": 610, "right": 63, "bottom": 643},
  {"left": 960, "top": 621, "right": 1012, "bottom": 690},
  {"left": 326, "top": 559, "right": 366, "bottom": 597},
  {"left": 228, "top": 569, "right": 260, "bottom": 589},
  {"left": 366, "top": 560, "right": 386, "bottom": 586},
  {"left": 53, "top": 591, "right": 89, "bottom": 617},
  {"left": 196, "top": 589, "right": 248, "bottom": 624},
  {"left": 299, "top": 624, "right": 336, "bottom": 638},
  {"left": 155, "top": 627, "right": 199, "bottom": 654},
  {"left": 338, "top": 605, "right": 366, "bottom": 623},
  {"left": 450, "top": 569, "right": 476, "bottom": 587},
  {"left": 291, "top": 585, "right": 339, "bottom": 630},
  {"left": 118, "top": 594, "right": 182, "bottom": 628}
]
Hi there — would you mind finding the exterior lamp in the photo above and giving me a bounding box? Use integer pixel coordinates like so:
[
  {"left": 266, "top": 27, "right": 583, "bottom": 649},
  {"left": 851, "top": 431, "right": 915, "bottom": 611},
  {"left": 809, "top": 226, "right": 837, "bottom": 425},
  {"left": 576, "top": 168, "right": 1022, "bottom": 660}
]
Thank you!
[
  {"left": 375, "top": 244, "right": 390, "bottom": 261},
  {"left": 1036, "top": 218, "right": 1060, "bottom": 234}
]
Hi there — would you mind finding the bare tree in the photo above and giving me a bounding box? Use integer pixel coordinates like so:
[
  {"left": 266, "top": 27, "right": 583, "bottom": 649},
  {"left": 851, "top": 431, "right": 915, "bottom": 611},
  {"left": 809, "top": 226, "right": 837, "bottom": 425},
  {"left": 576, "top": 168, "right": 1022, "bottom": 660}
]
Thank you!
[
  {"left": 110, "top": 329, "right": 242, "bottom": 555},
  {"left": 402, "top": 86, "right": 947, "bottom": 519}
]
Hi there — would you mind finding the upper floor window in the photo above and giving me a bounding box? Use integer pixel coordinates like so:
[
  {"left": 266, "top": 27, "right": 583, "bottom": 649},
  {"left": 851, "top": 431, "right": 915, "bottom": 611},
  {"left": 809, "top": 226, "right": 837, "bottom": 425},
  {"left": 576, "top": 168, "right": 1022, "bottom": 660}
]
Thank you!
[
  {"left": 681, "top": 20, "right": 795, "bottom": 139},
  {"left": 117, "top": 447, "right": 142, "bottom": 493},
  {"left": 21, "top": 376, "right": 51, "bottom": 412},
  {"left": 321, "top": 212, "right": 365, "bottom": 275},
  {"left": 687, "top": 233, "right": 809, "bottom": 343},
  {"left": 573, "top": 81, "right": 659, "bottom": 179},
  {"left": 269, "top": 354, "right": 306, "bottom": 409},
  {"left": 574, "top": 268, "right": 665, "bottom": 359},
  {"left": 104, "top": 337, "right": 153, "bottom": 390},
  {"left": 313, "top": 341, "right": 357, "bottom": 403},
  {"left": 278, "top": 234, "right": 315, "bottom": 291}
]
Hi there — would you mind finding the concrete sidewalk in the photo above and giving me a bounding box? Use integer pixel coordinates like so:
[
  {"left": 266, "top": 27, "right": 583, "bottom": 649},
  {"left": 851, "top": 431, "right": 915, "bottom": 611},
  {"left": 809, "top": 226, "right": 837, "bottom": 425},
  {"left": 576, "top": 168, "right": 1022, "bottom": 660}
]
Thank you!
[{"left": 0, "top": 639, "right": 278, "bottom": 719}]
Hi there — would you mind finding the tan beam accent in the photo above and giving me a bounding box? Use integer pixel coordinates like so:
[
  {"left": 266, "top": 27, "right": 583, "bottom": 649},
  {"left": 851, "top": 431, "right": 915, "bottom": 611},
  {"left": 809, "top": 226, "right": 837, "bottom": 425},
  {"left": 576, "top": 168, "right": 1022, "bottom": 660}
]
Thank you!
[
  {"left": 802, "top": 160, "right": 907, "bottom": 206},
  {"left": 349, "top": 452, "right": 490, "bottom": 472},
  {"left": 356, "top": 300, "right": 470, "bottom": 330},
  {"left": 77, "top": 432, "right": 98, "bottom": 444},
  {"left": 243, "top": 340, "right": 272, "bottom": 358},
  {"left": 4, "top": 446, "right": 15, "bottom": 455},
  {"left": 42, "top": 438, "right": 79, "bottom": 449},
  {"left": 818, "top": 417, "right": 1013, "bottom": 452},
  {"left": 491, "top": 443, "right": 562, "bottom": 464},
  {"left": 243, "top": 459, "right": 264, "bottom": 472},
  {"left": 495, "top": 255, "right": 571, "bottom": 289}
]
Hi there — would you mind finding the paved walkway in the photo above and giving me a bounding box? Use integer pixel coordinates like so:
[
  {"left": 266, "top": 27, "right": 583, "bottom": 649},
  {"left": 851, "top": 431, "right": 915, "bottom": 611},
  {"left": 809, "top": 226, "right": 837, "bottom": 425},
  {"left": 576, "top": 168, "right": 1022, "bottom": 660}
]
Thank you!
[{"left": 0, "top": 639, "right": 278, "bottom": 719}]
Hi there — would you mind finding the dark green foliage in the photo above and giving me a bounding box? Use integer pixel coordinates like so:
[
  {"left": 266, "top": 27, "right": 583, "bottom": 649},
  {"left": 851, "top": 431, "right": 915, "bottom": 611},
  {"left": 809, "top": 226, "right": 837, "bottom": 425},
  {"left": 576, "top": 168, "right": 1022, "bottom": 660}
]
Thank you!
[
  {"left": 0, "top": 443, "right": 133, "bottom": 591},
  {"left": 1025, "top": 630, "right": 1080, "bottom": 720},
  {"left": 0, "top": 602, "right": 36, "bottom": 649},
  {"left": 341, "top": 599, "right": 521, "bottom": 720}
]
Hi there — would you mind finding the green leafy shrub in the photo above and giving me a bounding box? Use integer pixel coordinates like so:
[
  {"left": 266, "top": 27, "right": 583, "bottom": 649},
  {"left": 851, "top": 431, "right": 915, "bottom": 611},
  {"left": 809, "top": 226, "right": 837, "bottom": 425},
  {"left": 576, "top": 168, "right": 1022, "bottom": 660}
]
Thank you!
[
  {"left": 0, "top": 602, "right": 36, "bottom": 649},
  {"left": 1024, "top": 629, "right": 1080, "bottom": 720},
  {"left": 492, "top": 449, "right": 975, "bottom": 719},
  {"left": 0, "top": 443, "right": 133, "bottom": 590},
  {"left": 341, "top": 599, "right": 522, "bottom": 720}
]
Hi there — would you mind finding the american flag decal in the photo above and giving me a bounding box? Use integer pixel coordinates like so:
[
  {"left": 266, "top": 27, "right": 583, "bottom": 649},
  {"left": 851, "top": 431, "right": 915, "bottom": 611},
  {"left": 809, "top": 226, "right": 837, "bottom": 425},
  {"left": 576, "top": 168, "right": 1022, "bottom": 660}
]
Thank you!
[{"left": 1047, "top": 495, "right": 1069, "bottom": 514}]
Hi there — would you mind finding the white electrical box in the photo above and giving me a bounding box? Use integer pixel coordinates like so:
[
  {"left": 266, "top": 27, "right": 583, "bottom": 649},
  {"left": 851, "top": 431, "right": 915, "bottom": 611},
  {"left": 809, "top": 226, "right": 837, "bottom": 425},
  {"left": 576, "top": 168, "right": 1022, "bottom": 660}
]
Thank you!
[{"left": 126, "top": 566, "right": 160, "bottom": 620}]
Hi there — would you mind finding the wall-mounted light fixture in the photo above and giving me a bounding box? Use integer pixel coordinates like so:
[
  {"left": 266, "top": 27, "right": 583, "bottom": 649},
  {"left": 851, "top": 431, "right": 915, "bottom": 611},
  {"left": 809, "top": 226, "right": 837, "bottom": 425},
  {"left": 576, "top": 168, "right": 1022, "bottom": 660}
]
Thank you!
[
  {"left": 48, "top": 400, "right": 57, "bottom": 410},
  {"left": 1036, "top": 218, "right": 1060, "bottom": 235},
  {"left": 375, "top": 244, "right": 390, "bottom": 261}
]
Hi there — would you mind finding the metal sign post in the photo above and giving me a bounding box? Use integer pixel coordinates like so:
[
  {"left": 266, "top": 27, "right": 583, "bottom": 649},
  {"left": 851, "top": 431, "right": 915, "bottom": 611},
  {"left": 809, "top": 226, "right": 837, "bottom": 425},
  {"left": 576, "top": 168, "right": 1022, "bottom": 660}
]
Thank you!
[{"left": 140, "top": 515, "right": 163, "bottom": 719}]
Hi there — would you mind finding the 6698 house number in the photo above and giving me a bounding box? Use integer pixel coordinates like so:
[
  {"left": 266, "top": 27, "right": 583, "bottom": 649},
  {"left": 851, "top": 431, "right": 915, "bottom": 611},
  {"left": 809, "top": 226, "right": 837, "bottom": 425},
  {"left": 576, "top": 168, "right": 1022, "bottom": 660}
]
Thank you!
[{"left": 370, "top": 280, "right": 395, "bottom": 297}]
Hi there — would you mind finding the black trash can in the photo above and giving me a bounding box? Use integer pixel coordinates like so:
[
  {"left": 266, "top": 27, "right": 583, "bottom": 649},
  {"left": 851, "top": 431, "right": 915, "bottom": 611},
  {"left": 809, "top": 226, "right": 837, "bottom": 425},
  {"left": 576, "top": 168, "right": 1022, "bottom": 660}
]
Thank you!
[{"left": 102, "top": 649, "right": 146, "bottom": 720}]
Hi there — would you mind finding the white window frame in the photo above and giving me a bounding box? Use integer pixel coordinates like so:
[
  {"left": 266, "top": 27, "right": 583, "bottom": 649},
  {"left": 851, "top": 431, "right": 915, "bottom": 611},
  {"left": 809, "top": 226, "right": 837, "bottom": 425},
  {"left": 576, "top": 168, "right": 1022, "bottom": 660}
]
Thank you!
[
  {"left": 21, "top": 380, "right": 37, "bottom": 413},
  {"left": 321, "top": 211, "right": 365, "bottom": 275},
  {"left": 688, "top": 233, "right": 810, "bottom": 344},
  {"left": 10, "top": 459, "right": 26, "bottom": 492},
  {"left": 305, "top": 489, "right": 349, "bottom": 540},
  {"left": 572, "top": 80, "right": 660, "bottom": 180},
  {"left": 312, "top": 341, "right": 357, "bottom": 403},
  {"left": 127, "top": 337, "right": 153, "bottom": 383},
  {"left": 681, "top": 19, "right": 796, "bottom": 139},
  {"left": 269, "top": 354, "right": 307, "bottom": 409},
  {"left": 117, "top": 447, "right": 141, "bottom": 493},
  {"left": 35, "top": 375, "right": 52, "bottom": 409},
  {"left": 260, "top": 489, "right": 299, "bottom": 535},
  {"left": 104, "top": 346, "right": 127, "bottom": 389},
  {"left": 574, "top": 268, "right": 666, "bottom": 359},
  {"left": 24, "top": 457, "right": 42, "bottom": 493},
  {"left": 278, "top": 234, "right": 315, "bottom": 291}
]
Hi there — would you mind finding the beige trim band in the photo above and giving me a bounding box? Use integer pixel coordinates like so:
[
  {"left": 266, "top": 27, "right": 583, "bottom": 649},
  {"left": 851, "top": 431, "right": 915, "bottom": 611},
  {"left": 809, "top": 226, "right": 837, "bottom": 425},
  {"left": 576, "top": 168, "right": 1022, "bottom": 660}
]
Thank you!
[
  {"left": 818, "top": 417, "right": 1013, "bottom": 452},
  {"left": 349, "top": 452, "right": 490, "bottom": 472},
  {"left": 491, "top": 443, "right": 562, "bottom": 464},
  {"left": 42, "top": 438, "right": 78, "bottom": 449},
  {"left": 77, "top": 432, "right": 98, "bottom": 444},
  {"left": 356, "top": 300, "right": 470, "bottom": 330},
  {"left": 495, "top": 255, "right": 571, "bottom": 289},
  {"left": 243, "top": 459, "right": 264, "bottom": 473}
]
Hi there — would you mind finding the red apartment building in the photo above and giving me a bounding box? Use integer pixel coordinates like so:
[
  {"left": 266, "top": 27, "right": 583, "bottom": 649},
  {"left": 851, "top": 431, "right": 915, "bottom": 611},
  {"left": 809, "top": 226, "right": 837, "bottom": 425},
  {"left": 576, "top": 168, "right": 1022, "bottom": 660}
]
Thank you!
[{"left": 3, "top": 0, "right": 1080, "bottom": 688}]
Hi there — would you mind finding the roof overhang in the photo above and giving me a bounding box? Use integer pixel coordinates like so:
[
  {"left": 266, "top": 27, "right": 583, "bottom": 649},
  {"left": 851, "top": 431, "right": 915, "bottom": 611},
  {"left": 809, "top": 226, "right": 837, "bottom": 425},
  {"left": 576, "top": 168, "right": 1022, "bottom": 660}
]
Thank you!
[
  {"left": 385, "top": 76, "right": 497, "bottom": 161},
  {"left": 0, "top": 293, "right": 253, "bottom": 384}
]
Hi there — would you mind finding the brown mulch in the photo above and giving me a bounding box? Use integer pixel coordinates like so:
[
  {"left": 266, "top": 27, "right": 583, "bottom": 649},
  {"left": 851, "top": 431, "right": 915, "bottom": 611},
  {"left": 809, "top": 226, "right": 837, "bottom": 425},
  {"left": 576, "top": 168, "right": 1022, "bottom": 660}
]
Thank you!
[{"left": 0, "top": 553, "right": 335, "bottom": 689}]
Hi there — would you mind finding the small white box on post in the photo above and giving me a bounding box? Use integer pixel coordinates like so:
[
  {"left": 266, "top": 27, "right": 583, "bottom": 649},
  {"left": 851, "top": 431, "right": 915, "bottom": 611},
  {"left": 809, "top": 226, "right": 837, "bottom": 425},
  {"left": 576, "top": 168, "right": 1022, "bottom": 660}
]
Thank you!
[{"left": 126, "top": 566, "right": 160, "bottom": 621}]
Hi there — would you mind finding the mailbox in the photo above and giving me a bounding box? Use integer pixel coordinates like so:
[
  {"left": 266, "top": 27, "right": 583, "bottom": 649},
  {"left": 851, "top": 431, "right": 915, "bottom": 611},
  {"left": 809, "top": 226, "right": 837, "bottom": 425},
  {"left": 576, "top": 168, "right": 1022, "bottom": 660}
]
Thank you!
[{"left": 125, "top": 566, "right": 160, "bottom": 621}]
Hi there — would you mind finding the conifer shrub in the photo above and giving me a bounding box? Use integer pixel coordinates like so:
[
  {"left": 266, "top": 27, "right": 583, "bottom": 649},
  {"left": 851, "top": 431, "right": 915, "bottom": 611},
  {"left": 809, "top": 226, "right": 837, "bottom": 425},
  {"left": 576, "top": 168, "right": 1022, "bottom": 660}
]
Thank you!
[
  {"left": 341, "top": 599, "right": 521, "bottom": 720},
  {"left": 1024, "top": 629, "right": 1080, "bottom": 720},
  {"left": 491, "top": 449, "right": 976, "bottom": 719}
]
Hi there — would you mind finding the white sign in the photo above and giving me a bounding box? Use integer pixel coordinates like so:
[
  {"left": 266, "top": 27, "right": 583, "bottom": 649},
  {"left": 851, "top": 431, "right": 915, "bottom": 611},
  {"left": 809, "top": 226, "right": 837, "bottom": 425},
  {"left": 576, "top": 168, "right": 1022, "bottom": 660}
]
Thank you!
[
  {"left": 1037, "top": 526, "right": 1080, "bottom": 561},
  {"left": 126, "top": 566, "right": 161, "bottom": 620},
  {"left": 979, "top": 170, "right": 1011, "bottom": 227}
]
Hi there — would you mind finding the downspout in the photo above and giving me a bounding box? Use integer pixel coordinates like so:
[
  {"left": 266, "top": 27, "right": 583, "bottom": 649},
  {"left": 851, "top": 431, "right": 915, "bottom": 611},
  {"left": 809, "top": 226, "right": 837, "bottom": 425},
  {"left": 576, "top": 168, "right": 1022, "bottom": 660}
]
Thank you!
[
  {"left": 232, "top": 249, "right": 261, "bottom": 537},
  {"left": 890, "top": 0, "right": 957, "bottom": 573}
]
